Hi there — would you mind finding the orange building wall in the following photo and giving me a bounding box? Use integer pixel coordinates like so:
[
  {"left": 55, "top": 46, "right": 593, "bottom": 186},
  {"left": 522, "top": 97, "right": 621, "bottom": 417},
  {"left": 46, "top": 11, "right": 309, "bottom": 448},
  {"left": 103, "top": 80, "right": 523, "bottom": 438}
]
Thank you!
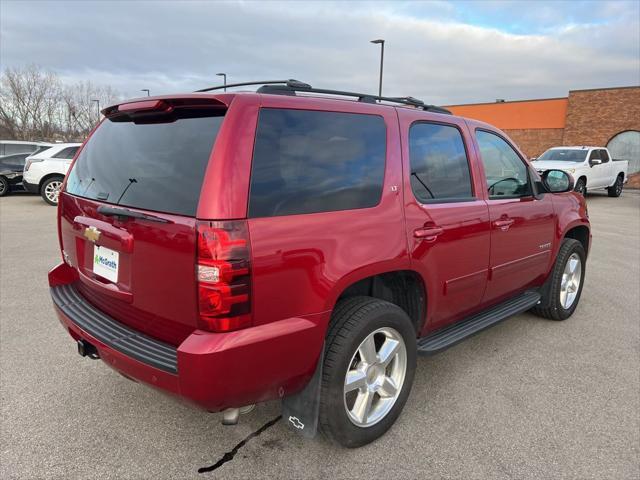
[{"left": 445, "top": 98, "right": 568, "bottom": 130}]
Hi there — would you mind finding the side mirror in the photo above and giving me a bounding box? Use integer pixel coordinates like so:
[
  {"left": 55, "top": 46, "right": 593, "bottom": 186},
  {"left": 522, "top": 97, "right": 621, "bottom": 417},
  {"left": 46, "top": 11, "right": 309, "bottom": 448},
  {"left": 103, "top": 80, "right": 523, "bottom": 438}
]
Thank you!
[
  {"left": 589, "top": 158, "right": 602, "bottom": 167},
  {"left": 541, "top": 169, "right": 574, "bottom": 193}
]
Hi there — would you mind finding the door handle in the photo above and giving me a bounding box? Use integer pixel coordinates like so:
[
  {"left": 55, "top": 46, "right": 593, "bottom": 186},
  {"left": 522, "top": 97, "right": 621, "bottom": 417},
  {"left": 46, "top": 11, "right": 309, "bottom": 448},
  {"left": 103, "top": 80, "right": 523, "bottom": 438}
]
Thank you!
[
  {"left": 414, "top": 226, "right": 444, "bottom": 241},
  {"left": 493, "top": 218, "right": 515, "bottom": 231}
]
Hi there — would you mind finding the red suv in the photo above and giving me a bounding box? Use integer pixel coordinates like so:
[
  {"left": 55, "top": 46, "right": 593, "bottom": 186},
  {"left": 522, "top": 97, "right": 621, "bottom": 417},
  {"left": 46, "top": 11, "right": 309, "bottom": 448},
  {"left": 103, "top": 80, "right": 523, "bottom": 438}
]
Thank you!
[{"left": 49, "top": 80, "right": 590, "bottom": 447}]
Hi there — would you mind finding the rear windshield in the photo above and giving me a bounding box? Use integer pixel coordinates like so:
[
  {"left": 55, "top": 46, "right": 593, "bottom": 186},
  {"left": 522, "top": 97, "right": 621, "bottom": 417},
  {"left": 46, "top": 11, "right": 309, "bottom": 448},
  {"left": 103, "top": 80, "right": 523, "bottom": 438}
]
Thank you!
[
  {"left": 538, "top": 149, "right": 587, "bottom": 162},
  {"left": 66, "top": 109, "right": 224, "bottom": 216}
]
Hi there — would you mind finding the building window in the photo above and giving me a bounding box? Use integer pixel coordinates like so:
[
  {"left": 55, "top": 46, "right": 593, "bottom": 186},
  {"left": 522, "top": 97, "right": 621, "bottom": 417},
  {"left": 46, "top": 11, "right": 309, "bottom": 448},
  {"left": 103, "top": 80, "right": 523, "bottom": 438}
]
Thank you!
[{"left": 607, "top": 131, "right": 640, "bottom": 174}]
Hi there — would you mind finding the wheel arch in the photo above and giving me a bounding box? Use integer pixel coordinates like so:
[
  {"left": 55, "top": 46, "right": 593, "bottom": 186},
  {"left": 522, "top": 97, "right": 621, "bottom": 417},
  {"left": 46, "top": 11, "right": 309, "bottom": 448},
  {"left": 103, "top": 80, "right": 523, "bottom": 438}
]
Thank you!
[
  {"left": 563, "top": 224, "right": 590, "bottom": 257},
  {"left": 325, "top": 267, "right": 427, "bottom": 336},
  {"left": 38, "top": 172, "right": 65, "bottom": 192}
]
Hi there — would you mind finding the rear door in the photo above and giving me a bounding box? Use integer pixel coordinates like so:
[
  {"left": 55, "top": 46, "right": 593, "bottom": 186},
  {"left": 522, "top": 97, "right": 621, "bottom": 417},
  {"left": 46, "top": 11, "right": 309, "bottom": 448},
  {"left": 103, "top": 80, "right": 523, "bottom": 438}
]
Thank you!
[
  {"left": 246, "top": 95, "right": 407, "bottom": 328},
  {"left": 398, "top": 109, "right": 490, "bottom": 333},
  {"left": 472, "top": 128, "right": 555, "bottom": 305},
  {"left": 587, "top": 149, "right": 607, "bottom": 188},
  {"left": 52, "top": 146, "right": 80, "bottom": 174},
  {"left": 61, "top": 99, "right": 226, "bottom": 345},
  {"left": 599, "top": 149, "right": 615, "bottom": 186}
]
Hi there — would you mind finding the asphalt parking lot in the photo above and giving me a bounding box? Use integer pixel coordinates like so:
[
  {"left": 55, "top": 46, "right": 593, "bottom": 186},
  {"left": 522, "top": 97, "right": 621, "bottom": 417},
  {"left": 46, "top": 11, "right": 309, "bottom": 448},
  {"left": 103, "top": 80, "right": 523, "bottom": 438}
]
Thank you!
[{"left": 1, "top": 191, "right": 639, "bottom": 480}]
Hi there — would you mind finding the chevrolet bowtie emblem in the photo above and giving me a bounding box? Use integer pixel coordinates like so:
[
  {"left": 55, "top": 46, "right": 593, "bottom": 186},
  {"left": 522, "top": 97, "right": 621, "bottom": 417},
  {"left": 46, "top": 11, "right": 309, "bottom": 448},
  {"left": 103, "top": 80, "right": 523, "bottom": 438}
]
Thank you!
[{"left": 84, "top": 226, "right": 101, "bottom": 243}]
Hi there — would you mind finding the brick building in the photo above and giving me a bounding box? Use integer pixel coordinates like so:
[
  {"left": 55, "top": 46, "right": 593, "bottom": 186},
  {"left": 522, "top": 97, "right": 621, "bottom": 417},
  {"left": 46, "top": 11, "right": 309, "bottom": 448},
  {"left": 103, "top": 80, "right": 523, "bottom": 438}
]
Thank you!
[{"left": 445, "top": 86, "right": 640, "bottom": 185}]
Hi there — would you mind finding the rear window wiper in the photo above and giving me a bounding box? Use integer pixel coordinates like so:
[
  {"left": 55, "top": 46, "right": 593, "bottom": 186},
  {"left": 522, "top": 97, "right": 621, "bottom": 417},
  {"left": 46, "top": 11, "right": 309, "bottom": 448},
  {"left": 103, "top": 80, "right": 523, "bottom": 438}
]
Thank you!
[{"left": 97, "top": 205, "right": 171, "bottom": 223}]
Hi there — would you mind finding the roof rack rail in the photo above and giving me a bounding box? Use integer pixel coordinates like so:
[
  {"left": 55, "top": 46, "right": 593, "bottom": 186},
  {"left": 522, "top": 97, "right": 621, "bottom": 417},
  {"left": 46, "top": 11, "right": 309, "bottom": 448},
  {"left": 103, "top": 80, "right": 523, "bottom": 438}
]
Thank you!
[
  {"left": 195, "top": 79, "right": 311, "bottom": 93},
  {"left": 195, "top": 79, "right": 451, "bottom": 114}
]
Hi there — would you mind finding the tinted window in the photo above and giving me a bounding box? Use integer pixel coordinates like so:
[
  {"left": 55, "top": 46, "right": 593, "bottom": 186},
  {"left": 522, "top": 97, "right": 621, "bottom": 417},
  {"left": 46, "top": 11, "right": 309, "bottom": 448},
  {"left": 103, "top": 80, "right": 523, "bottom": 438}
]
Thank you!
[
  {"left": 249, "top": 109, "right": 386, "bottom": 218},
  {"left": 589, "top": 149, "right": 601, "bottom": 161},
  {"left": 409, "top": 123, "right": 473, "bottom": 202},
  {"left": 476, "top": 130, "right": 531, "bottom": 198},
  {"left": 66, "top": 110, "right": 224, "bottom": 216},
  {"left": 53, "top": 147, "right": 79, "bottom": 159},
  {"left": 0, "top": 154, "right": 27, "bottom": 167},
  {"left": 599, "top": 149, "right": 610, "bottom": 162},
  {"left": 4, "top": 143, "right": 37, "bottom": 155}
]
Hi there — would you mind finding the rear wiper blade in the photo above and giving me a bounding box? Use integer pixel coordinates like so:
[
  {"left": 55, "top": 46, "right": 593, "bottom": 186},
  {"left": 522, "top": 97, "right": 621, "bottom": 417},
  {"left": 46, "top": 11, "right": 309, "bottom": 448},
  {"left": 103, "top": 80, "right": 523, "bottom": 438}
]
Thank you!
[{"left": 97, "top": 205, "right": 171, "bottom": 223}]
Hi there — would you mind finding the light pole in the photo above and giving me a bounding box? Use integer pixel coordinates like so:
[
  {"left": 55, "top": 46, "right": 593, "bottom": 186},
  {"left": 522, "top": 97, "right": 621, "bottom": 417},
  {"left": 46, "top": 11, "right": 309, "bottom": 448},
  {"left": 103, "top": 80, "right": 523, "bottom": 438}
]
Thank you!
[
  {"left": 370, "top": 39, "right": 385, "bottom": 98},
  {"left": 91, "top": 99, "right": 100, "bottom": 124},
  {"left": 216, "top": 73, "right": 227, "bottom": 92},
  {"left": 141, "top": 89, "right": 150, "bottom": 96}
]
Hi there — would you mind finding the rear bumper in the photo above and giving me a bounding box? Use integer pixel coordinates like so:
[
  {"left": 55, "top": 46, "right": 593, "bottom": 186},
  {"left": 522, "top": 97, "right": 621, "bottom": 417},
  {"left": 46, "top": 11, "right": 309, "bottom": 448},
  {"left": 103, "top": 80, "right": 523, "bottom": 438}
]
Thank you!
[
  {"left": 22, "top": 179, "right": 39, "bottom": 193},
  {"left": 49, "top": 263, "right": 326, "bottom": 411}
]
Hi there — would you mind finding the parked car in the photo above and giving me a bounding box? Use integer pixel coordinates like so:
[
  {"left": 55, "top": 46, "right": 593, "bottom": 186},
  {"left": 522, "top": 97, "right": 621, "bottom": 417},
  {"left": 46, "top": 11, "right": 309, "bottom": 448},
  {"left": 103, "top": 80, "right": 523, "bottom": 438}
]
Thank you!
[
  {"left": 0, "top": 153, "right": 30, "bottom": 196},
  {"left": 0, "top": 140, "right": 52, "bottom": 157},
  {"left": 48, "top": 81, "right": 590, "bottom": 448},
  {"left": 531, "top": 146, "right": 628, "bottom": 197},
  {"left": 22, "top": 143, "right": 82, "bottom": 205}
]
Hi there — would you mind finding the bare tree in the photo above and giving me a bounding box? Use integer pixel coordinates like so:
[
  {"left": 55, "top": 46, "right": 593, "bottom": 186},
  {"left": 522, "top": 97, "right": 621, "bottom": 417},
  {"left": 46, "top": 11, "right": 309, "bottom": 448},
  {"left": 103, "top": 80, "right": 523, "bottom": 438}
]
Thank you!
[
  {"left": 0, "top": 65, "right": 121, "bottom": 142},
  {"left": 62, "top": 81, "right": 120, "bottom": 140},
  {"left": 0, "top": 65, "right": 62, "bottom": 140}
]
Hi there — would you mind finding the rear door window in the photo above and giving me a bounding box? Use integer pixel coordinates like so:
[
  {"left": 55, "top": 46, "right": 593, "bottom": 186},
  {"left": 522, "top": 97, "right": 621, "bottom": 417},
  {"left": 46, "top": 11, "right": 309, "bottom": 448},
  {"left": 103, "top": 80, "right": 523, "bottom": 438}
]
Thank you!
[
  {"left": 249, "top": 108, "right": 386, "bottom": 218},
  {"left": 409, "top": 122, "right": 473, "bottom": 203},
  {"left": 66, "top": 110, "right": 224, "bottom": 216}
]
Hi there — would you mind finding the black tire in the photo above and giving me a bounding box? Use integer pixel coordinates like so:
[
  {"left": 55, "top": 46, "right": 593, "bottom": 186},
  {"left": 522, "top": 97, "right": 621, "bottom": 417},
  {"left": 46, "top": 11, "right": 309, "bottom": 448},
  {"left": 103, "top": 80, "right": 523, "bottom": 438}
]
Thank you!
[
  {"left": 607, "top": 174, "right": 623, "bottom": 197},
  {"left": 0, "top": 176, "right": 9, "bottom": 197},
  {"left": 531, "top": 239, "right": 586, "bottom": 321},
  {"left": 574, "top": 177, "right": 587, "bottom": 196},
  {"left": 40, "top": 176, "right": 64, "bottom": 206},
  {"left": 319, "top": 296, "right": 417, "bottom": 448}
]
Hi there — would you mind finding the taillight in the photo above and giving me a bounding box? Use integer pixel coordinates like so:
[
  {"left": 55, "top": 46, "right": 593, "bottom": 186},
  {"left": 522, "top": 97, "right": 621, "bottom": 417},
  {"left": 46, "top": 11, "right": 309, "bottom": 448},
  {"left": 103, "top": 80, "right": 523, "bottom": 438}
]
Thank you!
[
  {"left": 24, "top": 158, "right": 43, "bottom": 172},
  {"left": 196, "top": 220, "right": 251, "bottom": 332}
]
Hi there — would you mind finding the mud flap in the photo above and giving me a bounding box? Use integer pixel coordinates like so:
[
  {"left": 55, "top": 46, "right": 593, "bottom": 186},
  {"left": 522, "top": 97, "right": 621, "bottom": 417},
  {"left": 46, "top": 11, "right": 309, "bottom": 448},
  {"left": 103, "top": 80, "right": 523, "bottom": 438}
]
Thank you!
[{"left": 281, "top": 347, "right": 324, "bottom": 438}]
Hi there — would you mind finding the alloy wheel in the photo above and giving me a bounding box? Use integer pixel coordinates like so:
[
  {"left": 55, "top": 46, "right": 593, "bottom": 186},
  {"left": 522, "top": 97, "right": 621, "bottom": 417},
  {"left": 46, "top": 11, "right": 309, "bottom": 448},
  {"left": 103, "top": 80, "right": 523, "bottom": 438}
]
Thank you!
[
  {"left": 45, "top": 180, "right": 63, "bottom": 204},
  {"left": 560, "top": 252, "right": 582, "bottom": 309},
  {"left": 343, "top": 327, "right": 407, "bottom": 428}
]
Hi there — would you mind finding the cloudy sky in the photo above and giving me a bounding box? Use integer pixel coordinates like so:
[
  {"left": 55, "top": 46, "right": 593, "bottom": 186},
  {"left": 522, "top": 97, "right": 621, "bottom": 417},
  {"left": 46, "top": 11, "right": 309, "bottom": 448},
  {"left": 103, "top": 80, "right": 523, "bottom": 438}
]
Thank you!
[{"left": 1, "top": 0, "right": 639, "bottom": 104}]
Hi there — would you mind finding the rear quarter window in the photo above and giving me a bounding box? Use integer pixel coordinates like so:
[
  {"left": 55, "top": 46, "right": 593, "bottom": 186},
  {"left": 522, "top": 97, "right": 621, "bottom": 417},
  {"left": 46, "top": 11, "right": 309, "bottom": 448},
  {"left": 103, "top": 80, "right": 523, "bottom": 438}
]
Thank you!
[
  {"left": 66, "top": 109, "right": 224, "bottom": 216},
  {"left": 248, "top": 108, "right": 386, "bottom": 218}
]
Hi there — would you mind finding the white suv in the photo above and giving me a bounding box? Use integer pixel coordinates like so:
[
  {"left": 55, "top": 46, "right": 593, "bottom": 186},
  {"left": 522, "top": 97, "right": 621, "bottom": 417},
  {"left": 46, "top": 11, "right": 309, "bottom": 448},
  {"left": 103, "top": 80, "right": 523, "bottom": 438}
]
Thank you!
[{"left": 23, "top": 143, "right": 82, "bottom": 205}]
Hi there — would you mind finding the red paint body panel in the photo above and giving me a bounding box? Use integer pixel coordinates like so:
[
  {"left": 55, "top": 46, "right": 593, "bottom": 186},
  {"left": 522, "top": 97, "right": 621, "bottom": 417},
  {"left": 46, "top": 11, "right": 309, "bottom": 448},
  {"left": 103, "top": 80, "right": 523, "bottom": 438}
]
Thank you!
[
  {"left": 249, "top": 94, "right": 408, "bottom": 327},
  {"left": 51, "top": 276, "right": 326, "bottom": 411},
  {"left": 397, "top": 109, "right": 491, "bottom": 333},
  {"left": 50, "top": 92, "right": 590, "bottom": 412}
]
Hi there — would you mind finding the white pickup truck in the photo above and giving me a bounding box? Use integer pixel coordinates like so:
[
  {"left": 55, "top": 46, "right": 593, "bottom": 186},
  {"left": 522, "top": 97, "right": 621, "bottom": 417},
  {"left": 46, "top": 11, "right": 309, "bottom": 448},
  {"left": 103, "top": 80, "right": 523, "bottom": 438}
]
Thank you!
[{"left": 531, "top": 146, "right": 628, "bottom": 197}]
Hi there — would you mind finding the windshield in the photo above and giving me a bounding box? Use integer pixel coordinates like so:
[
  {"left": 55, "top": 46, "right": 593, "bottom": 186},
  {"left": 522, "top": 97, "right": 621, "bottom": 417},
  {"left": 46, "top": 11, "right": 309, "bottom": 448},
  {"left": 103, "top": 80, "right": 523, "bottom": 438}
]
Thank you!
[
  {"left": 537, "top": 149, "right": 588, "bottom": 162},
  {"left": 65, "top": 108, "right": 225, "bottom": 216}
]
